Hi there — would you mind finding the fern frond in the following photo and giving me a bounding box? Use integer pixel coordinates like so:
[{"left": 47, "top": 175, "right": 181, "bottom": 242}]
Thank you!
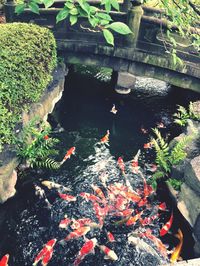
[{"left": 31, "top": 158, "right": 61, "bottom": 170}]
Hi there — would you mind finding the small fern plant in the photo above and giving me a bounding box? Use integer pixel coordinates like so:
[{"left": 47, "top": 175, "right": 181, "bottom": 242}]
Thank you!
[
  {"left": 150, "top": 128, "right": 192, "bottom": 190},
  {"left": 15, "top": 118, "right": 61, "bottom": 170},
  {"left": 173, "top": 102, "right": 200, "bottom": 127}
]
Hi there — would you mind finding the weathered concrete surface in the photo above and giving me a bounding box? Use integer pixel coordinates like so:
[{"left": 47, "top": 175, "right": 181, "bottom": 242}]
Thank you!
[
  {"left": 184, "top": 156, "right": 200, "bottom": 195},
  {"left": 0, "top": 64, "right": 66, "bottom": 203},
  {"left": 115, "top": 72, "right": 136, "bottom": 94}
]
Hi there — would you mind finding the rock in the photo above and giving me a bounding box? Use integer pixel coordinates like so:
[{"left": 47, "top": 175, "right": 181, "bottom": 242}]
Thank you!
[
  {"left": 184, "top": 156, "right": 200, "bottom": 195},
  {"left": 177, "top": 183, "right": 200, "bottom": 227},
  {"left": 115, "top": 72, "right": 136, "bottom": 94}
]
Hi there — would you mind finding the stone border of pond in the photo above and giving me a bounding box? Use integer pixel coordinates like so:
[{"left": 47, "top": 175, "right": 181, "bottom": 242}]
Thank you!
[{"left": 0, "top": 64, "right": 67, "bottom": 204}]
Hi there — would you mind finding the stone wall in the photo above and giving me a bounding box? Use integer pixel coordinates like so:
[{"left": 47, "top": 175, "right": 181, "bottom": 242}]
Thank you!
[{"left": 0, "top": 64, "right": 67, "bottom": 203}]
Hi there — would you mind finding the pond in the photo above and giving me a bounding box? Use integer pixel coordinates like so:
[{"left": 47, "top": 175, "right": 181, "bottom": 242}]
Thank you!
[{"left": 0, "top": 66, "right": 199, "bottom": 266}]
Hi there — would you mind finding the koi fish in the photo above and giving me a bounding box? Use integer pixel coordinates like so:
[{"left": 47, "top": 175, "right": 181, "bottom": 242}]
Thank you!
[
  {"left": 131, "top": 150, "right": 140, "bottom": 174},
  {"left": 147, "top": 164, "right": 157, "bottom": 173},
  {"left": 126, "top": 211, "right": 143, "bottom": 226},
  {"left": 112, "top": 208, "right": 134, "bottom": 217},
  {"left": 140, "top": 213, "right": 159, "bottom": 226},
  {"left": 79, "top": 192, "right": 102, "bottom": 203},
  {"left": 113, "top": 215, "right": 132, "bottom": 226},
  {"left": 43, "top": 135, "right": 49, "bottom": 140},
  {"left": 140, "top": 126, "right": 148, "bottom": 134},
  {"left": 139, "top": 171, "right": 154, "bottom": 198},
  {"left": 157, "top": 122, "right": 166, "bottom": 128},
  {"left": 117, "top": 157, "right": 125, "bottom": 173},
  {"left": 60, "top": 147, "right": 76, "bottom": 165},
  {"left": 170, "top": 229, "right": 183, "bottom": 263},
  {"left": 120, "top": 190, "right": 141, "bottom": 203},
  {"left": 34, "top": 185, "right": 51, "bottom": 208},
  {"left": 41, "top": 180, "right": 71, "bottom": 192},
  {"left": 158, "top": 202, "right": 167, "bottom": 211},
  {"left": 107, "top": 231, "right": 115, "bottom": 242},
  {"left": 91, "top": 184, "right": 107, "bottom": 204},
  {"left": 58, "top": 193, "right": 77, "bottom": 202},
  {"left": 98, "top": 245, "right": 118, "bottom": 261},
  {"left": 160, "top": 212, "right": 173, "bottom": 236},
  {"left": 0, "top": 254, "right": 9, "bottom": 266},
  {"left": 33, "top": 239, "right": 57, "bottom": 266},
  {"left": 143, "top": 142, "right": 153, "bottom": 149},
  {"left": 100, "top": 130, "right": 110, "bottom": 143},
  {"left": 93, "top": 202, "right": 108, "bottom": 227},
  {"left": 128, "top": 234, "right": 161, "bottom": 260},
  {"left": 140, "top": 229, "right": 168, "bottom": 257},
  {"left": 59, "top": 216, "right": 71, "bottom": 229},
  {"left": 74, "top": 238, "right": 98, "bottom": 266},
  {"left": 64, "top": 226, "right": 91, "bottom": 241},
  {"left": 71, "top": 218, "right": 99, "bottom": 230},
  {"left": 115, "top": 194, "right": 129, "bottom": 211},
  {"left": 99, "top": 172, "right": 109, "bottom": 187},
  {"left": 110, "top": 104, "right": 118, "bottom": 114}
]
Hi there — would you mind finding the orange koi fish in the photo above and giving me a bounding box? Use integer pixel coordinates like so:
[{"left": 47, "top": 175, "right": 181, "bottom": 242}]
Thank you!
[
  {"left": 64, "top": 226, "right": 91, "bottom": 241},
  {"left": 160, "top": 212, "right": 173, "bottom": 236},
  {"left": 143, "top": 142, "right": 153, "bottom": 149},
  {"left": 33, "top": 239, "right": 57, "bottom": 266},
  {"left": 74, "top": 238, "right": 98, "bottom": 266},
  {"left": 107, "top": 231, "right": 115, "bottom": 242},
  {"left": 60, "top": 147, "right": 75, "bottom": 165},
  {"left": 59, "top": 216, "right": 71, "bottom": 229},
  {"left": 120, "top": 190, "right": 141, "bottom": 203},
  {"left": 117, "top": 157, "right": 125, "bottom": 173},
  {"left": 79, "top": 192, "right": 102, "bottom": 203},
  {"left": 100, "top": 130, "right": 110, "bottom": 143},
  {"left": 158, "top": 202, "right": 167, "bottom": 211},
  {"left": 141, "top": 229, "right": 168, "bottom": 258},
  {"left": 58, "top": 193, "right": 77, "bottom": 202},
  {"left": 98, "top": 245, "right": 118, "bottom": 261},
  {"left": 110, "top": 104, "right": 118, "bottom": 114},
  {"left": 93, "top": 202, "right": 108, "bottom": 227},
  {"left": 91, "top": 184, "right": 107, "bottom": 204},
  {"left": 126, "top": 211, "right": 143, "bottom": 226},
  {"left": 170, "top": 229, "right": 183, "bottom": 263},
  {"left": 0, "top": 254, "right": 9, "bottom": 266}
]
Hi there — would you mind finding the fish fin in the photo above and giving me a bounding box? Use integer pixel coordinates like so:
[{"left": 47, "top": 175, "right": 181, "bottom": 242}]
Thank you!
[{"left": 104, "top": 255, "right": 110, "bottom": 260}]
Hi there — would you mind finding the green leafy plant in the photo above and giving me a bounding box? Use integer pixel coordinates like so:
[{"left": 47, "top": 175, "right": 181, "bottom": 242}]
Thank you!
[
  {"left": 15, "top": 0, "right": 132, "bottom": 46},
  {"left": 150, "top": 128, "right": 193, "bottom": 190},
  {"left": 166, "top": 178, "right": 183, "bottom": 191},
  {"left": 15, "top": 118, "right": 61, "bottom": 170},
  {"left": 173, "top": 102, "right": 200, "bottom": 126}
]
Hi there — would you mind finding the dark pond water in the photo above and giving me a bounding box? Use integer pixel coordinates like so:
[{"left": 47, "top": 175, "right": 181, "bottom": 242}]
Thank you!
[{"left": 0, "top": 66, "right": 199, "bottom": 266}]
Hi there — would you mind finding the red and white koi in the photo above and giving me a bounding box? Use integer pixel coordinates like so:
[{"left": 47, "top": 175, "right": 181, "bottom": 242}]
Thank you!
[
  {"left": 120, "top": 190, "right": 141, "bottom": 203},
  {"left": 64, "top": 226, "right": 91, "bottom": 241},
  {"left": 59, "top": 215, "right": 71, "bottom": 229},
  {"left": 93, "top": 202, "right": 108, "bottom": 227},
  {"left": 33, "top": 239, "right": 57, "bottom": 266},
  {"left": 60, "top": 146, "right": 75, "bottom": 165},
  {"left": 106, "top": 231, "right": 115, "bottom": 242},
  {"left": 158, "top": 202, "right": 167, "bottom": 211},
  {"left": 115, "top": 194, "right": 129, "bottom": 211},
  {"left": 79, "top": 192, "right": 102, "bottom": 204},
  {"left": 140, "top": 213, "right": 159, "bottom": 226},
  {"left": 100, "top": 130, "right": 110, "bottom": 144},
  {"left": 0, "top": 254, "right": 9, "bottom": 266},
  {"left": 98, "top": 245, "right": 118, "bottom": 261},
  {"left": 74, "top": 238, "right": 98, "bottom": 266},
  {"left": 131, "top": 150, "right": 141, "bottom": 174},
  {"left": 112, "top": 208, "right": 134, "bottom": 217},
  {"left": 58, "top": 193, "right": 76, "bottom": 202},
  {"left": 160, "top": 212, "right": 173, "bottom": 236},
  {"left": 126, "top": 211, "right": 144, "bottom": 226}
]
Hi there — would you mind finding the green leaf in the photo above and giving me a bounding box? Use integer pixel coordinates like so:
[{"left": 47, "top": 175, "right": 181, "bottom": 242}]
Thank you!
[
  {"left": 111, "top": 0, "right": 119, "bottom": 11},
  {"left": 107, "top": 22, "right": 132, "bottom": 35},
  {"left": 43, "top": 0, "right": 54, "bottom": 8},
  {"left": 78, "top": 0, "right": 90, "bottom": 14},
  {"left": 97, "top": 12, "right": 112, "bottom": 21},
  {"left": 65, "top": 2, "right": 74, "bottom": 9},
  {"left": 103, "top": 29, "right": 114, "bottom": 46},
  {"left": 15, "top": 3, "right": 26, "bottom": 15},
  {"left": 88, "top": 17, "right": 99, "bottom": 27},
  {"left": 69, "top": 7, "right": 78, "bottom": 15},
  {"left": 56, "top": 8, "right": 69, "bottom": 23},
  {"left": 100, "top": 19, "right": 110, "bottom": 26},
  {"left": 28, "top": 2, "right": 40, "bottom": 14},
  {"left": 70, "top": 15, "right": 78, "bottom": 25}
]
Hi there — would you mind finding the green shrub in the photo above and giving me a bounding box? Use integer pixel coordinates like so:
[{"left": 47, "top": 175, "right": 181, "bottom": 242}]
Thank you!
[{"left": 0, "top": 23, "right": 57, "bottom": 150}]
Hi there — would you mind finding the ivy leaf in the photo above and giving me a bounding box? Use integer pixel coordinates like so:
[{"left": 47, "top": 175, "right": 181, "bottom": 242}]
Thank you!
[
  {"left": 103, "top": 29, "right": 114, "bottom": 46},
  {"left": 56, "top": 8, "right": 69, "bottom": 23},
  {"left": 70, "top": 15, "right": 78, "bottom": 25},
  {"left": 107, "top": 22, "right": 132, "bottom": 35},
  {"left": 43, "top": 0, "right": 54, "bottom": 8},
  {"left": 15, "top": 3, "right": 26, "bottom": 15},
  {"left": 28, "top": 2, "right": 40, "bottom": 14}
]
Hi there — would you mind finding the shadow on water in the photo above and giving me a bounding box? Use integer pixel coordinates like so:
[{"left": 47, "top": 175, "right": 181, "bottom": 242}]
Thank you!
[{"left": 0, "top": 65, "right": 199, "bottom": 266}]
